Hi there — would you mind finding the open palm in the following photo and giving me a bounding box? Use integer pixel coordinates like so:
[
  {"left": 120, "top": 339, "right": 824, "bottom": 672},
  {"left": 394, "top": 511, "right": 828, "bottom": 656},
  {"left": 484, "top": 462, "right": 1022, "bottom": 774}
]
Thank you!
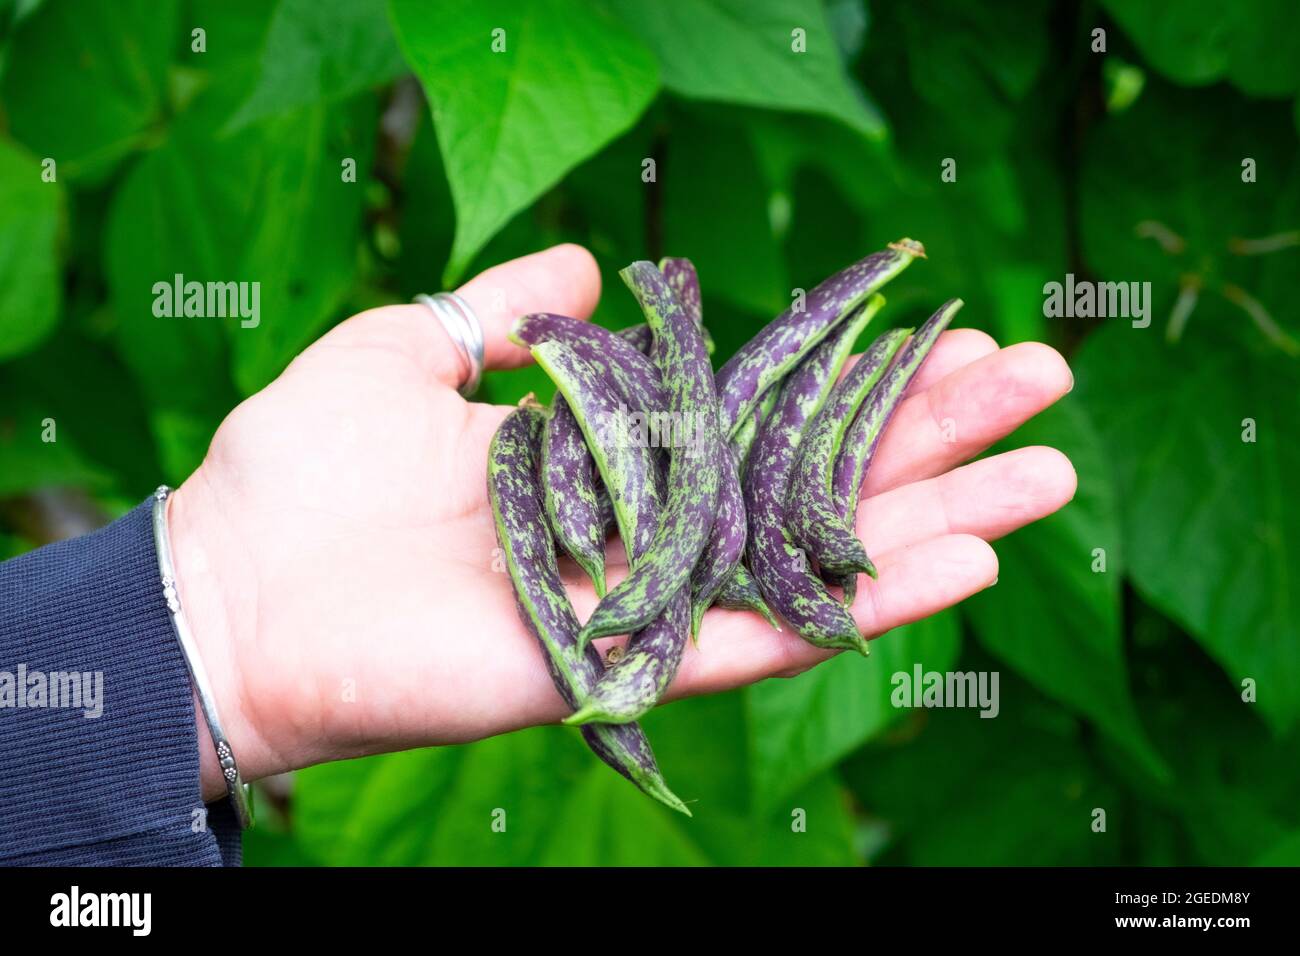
[{"left": 170, "top": 245, "right": 1076, "bottom": 798}]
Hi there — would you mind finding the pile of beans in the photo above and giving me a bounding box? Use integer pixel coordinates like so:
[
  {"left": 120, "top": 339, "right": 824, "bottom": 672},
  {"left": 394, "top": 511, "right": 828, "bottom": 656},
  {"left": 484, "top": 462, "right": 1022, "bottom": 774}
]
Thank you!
[{"left": 488, "top": 239, "right": 959, "bottom": 813}]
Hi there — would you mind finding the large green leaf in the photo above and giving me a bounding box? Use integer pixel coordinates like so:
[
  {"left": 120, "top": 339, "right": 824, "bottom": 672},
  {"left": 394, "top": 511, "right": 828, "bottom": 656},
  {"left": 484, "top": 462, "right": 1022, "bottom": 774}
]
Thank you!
[
  {"left": 1101, "top": 0, "right": 1300, "bottom": 97},
  {"left": 1116, "top": 600, "right": 1300, "bottom": 865},
  {"left": 389, "top": 0, "right": 659, "bottom": 283},
  {"left": 106, "top": 70, "right": 372, "bottom": 477},
  {"left": 289, "top": 690, "right": 858, "bottom": 866},
  {"left": 964, "top": 399, "right": 1166, "bottom": 777},
  {"left": 1080, "top": 83, "right": 1297, "bottom": 349},
  {"left": 871, "top": 0, "right": 1052, "bottom": 152},
  {"left": 746, "top": 610, "right": 961, "bottom": 813},
  {"left": 840, "top": 660, "right": 1124, "bottom": 865},
  {"left": 224, "top": 99, "right": 376, "bottom": 394},
  {"left": 1256, "top": 831, "right": 1300, "bottom": 865},
  {"left": 295, "top": 730, "right": 602, "bottom": 866},
  {"left": 606, "top": 0, "right": 883, "bottom": 137},
  {"left": 0, "top": 376, "right": 107, "bottom": 498},
  {"left": 663, "top": 108, "right": 788, "bottom": 317},
  {"left": 3, "top": 326, "right": 161, "bottom": 493},
  {"left": 226, "top": 0, "right": 407, "bottom": 131},
  {"left": 0, "top": 0, "right": 176, "bottom": 182},
  {"left": 1075, "top": 321, "right": 1300, "bottom": 730},
  {"left": 0, "top": 139, "right": 62, "bottom": 360}
]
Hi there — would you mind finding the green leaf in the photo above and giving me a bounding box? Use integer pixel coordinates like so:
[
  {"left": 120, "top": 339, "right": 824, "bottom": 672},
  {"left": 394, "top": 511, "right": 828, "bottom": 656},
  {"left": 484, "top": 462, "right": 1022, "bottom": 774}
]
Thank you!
[
  {"left": 746, "top": 610, "right": 961, "bottom": 813},
  {"left": 0, "top": 0, "right": 176, "bottom": 182},
  {"left": 294, "top": 730, "right": 593, "bottom": 866},
  {"left": 0, "top": 377, "right": 108, "bottom": 498},
  {"left": 964, "top": 399, "right": 1167, "bottom": 778},
  {"left": 872, "top": 0, "right": 1052, "bottom": 151},
  {"left": 536, "top": 768, "right": 712, "bottom": 866},
  {"left": 1074, "top": 321, "right": 1300, "bottom": 730},
  {"left": 4, "top": 326, "right": 161, "bottom": 492},
  {"left": 0, "top": 532, "right": 33, "bottom": 561},
  {"left": 0, "top": 139, "right": 62, "bottom": 361},
  {"left": 1100, "top": 599, "right": 1300, "bottom": 864},
  {"left": 394, "top": 115, "right": 454, "bottom": 301},
  {"left": 389, "top": 0, "right": 659, "bottom": 283},
  {"left": 606, "top": 0, "right": 883, "bottom": 137},
  {"left": 1256, "top": 831, "right": 1300, "bottom": 865},
  {"left": 225, "top": 98, "right": 377, "bottom": 394},
  {"left": 226, "top": 0, "right": 407, "bottom": 131},
  {"left": 1100, "top": 0, "right": 1300, "bottom": 97},
  {"left": 663, "top": 108, "right": 788, "bottom": 317},
  {"left": 840, "top": 662, "right": 1124, "bottom": 865},
  {"left": 105, "top": 71, "right": 373, "bottom": 466},
  {"left": 288, "top": 689, "right": 858, "bottom": 865}
]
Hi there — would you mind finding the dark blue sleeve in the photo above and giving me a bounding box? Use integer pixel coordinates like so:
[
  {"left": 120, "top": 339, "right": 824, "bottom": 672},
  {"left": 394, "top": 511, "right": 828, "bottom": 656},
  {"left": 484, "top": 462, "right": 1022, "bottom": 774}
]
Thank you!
[{"left": 0, "top": 498, "right": 242, "bottom": 866}]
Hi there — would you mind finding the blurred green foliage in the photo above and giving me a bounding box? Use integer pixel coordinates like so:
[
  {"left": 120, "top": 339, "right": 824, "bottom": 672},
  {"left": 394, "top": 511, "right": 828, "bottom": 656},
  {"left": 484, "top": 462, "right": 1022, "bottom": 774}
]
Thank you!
[{"left": 2, "top": 0, "right": 1298, "bottom": 865}]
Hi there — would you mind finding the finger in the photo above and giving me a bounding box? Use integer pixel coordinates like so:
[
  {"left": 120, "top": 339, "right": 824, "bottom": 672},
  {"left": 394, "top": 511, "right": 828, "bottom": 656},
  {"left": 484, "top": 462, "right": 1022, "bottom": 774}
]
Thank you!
[
  {"left": 456, "top": 243, "right": 601, "bottom": 370},
  {"left": 572, "top": 331, "right": 1012, "bottom": 576},
  {"left": 903, "top": 327, "right": 999, "bottom": 396},
  {"left": 837, "top": 328, "right": 998, "bottom": 395},
  {"left": 323, "top": 244, "right": 601, "bottom": 390},
  {"left": 861, "top": 342, "right": 1073, "bottom": 498},
  {"left": 669, "top": 534, "right": 998, "bottom": 696},
  {"left": 856, "top": 445, "right": 1077, "bottom": 555}
]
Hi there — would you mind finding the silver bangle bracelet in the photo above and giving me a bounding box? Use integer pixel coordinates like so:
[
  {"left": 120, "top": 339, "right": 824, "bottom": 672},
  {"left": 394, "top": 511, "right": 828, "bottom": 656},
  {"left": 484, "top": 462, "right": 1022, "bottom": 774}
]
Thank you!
[{"left": 151, "top": 486, "right": 254, "bottom": 830}]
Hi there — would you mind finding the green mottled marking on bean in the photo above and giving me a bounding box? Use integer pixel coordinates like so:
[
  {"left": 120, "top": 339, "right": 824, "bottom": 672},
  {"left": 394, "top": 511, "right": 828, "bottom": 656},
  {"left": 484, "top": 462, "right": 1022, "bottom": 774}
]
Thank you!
[
  {"left": 744, "top": 300, "right": 879, "bottom": 655},
  {"left": 579, "top": 261, "right": 722, "bottom": 647},
  {"left": 716, "top": 239, "right": 924, "bottom": 437},
  {"left": 712, "top": 563, "right": 779, "bottom": 629},
  {"left": 487, "top": 404, "right": 688, "bottom": 814},
  {"left": 512, "top": 313, "right": 667, "bottom": 412},
  {"left": 532, "top": 341, "right": 661, "bottom": 567},
  {"left": 565, "top": 589, "right": 690, "bottom": 725},
  {"left": 785, "top": 317, "right": 908, "bottom": 577},
  {"left": 829, "top": 299, "right": 963, "bottom": 597},
  {"left": 542, "top": 395, "right": 606, "bottom": 595}
]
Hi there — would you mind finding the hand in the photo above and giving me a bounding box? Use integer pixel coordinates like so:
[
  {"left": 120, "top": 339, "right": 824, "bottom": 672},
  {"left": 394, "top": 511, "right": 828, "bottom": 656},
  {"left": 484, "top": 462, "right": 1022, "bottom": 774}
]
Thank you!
[{"left": 169, "top": 244, "right": 1076, "bottom": 800}]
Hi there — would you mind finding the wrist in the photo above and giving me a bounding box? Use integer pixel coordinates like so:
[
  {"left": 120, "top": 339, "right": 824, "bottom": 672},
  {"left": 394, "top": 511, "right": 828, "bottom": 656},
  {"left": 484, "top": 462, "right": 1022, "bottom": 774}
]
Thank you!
[{"left": 166, "top": 476, "right": 278, "bottom": 802}]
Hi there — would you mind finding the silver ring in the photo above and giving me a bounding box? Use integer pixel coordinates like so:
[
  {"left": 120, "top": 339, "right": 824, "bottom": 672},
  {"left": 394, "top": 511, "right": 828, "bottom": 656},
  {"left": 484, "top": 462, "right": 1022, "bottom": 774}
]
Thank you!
[{"left": 415, "top": 292, "right": 485, "bottom": 396}]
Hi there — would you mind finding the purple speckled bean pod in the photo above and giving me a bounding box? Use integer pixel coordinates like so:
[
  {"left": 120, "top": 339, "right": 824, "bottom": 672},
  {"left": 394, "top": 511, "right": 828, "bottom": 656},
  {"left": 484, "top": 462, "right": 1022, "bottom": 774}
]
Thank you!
[
  {"left": 542, "top": 395, "right": 606, "bottom": 595},
  {"left": 511, "top": 313, "right": 667, "bottom": 411},
  {"left": 617, "top": 324, "right": 654, "bottom": 354},
  {"left": 713, "top": 561, "right": 780, "bottom": 628},
  {"left": 533, "top": 337, "right": 688, "bottom": 726},
  {"left": 578, "top": 261, "right": 722, "bottom": 647},
  {"left": 729, "top": 385, "right": 778, "bottom": 477},
  {"left": 744, "top": 300, "right": 881, "bottom": 655},
  {"left": 531, "top": 342, "right": 659, "bottom": 568},
  {"left": 567, "top": 589, "right": 690, "bottom": 725},
  {"left": 716, "top": 239, "right": 924, "bottom": 437},
  {"left": 619, "top": 318, "right": 714, "bottom": 358},
  {"left": 689, "top": 446, "right": 746, "bottom": 638},
  {"left": 829, "top": 300, "right": 964, "bottom": 603},
  {"left": 487, "top": 404, "right": 688, "bottom": 814},
  {"left": 654, "top": 257, "right": 750, "bottom": 638},
  {"left": 785, "top": 322, "right": 910, "bottom": 577},
  {"left": 659, "top": 256, "right": 702, "bottom": 329}
]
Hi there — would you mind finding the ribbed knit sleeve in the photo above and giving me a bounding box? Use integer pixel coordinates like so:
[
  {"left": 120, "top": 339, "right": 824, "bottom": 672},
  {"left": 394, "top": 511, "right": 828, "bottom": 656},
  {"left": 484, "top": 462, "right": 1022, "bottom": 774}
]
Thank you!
[{"left": 0, "top": 498, "right": 241, "bottom": 866}]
